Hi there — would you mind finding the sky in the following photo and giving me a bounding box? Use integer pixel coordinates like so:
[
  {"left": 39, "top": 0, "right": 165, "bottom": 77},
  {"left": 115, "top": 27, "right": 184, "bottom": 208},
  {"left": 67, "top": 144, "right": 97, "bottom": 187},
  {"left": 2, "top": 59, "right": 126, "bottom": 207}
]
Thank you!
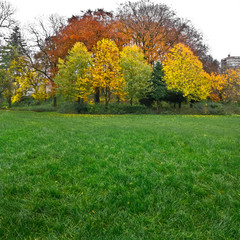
[{"left": 8, "top": 0, "right": 240, "bottom": 61}]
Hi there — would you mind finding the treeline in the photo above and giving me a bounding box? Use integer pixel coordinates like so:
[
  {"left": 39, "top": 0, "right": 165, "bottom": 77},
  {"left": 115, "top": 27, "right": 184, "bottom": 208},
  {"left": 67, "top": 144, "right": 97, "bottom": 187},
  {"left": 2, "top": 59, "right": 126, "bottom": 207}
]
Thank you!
[{"left": 0, "top": 0, "right": 239, "bottom": 111}]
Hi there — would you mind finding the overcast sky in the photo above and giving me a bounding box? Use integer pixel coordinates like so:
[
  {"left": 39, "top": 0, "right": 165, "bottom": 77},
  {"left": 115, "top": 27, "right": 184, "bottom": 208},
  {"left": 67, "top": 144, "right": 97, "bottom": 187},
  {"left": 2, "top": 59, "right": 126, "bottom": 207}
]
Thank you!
[{"left": 8, "top": 0, "right": 240, "bottom": 61}]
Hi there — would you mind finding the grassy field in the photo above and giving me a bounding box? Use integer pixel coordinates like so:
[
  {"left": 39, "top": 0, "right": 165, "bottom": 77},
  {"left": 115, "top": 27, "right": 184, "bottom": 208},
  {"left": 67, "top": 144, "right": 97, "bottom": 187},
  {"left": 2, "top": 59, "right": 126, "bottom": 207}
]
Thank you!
[{"left": 0, "top": 111, "right": 239, "bottom": 239}]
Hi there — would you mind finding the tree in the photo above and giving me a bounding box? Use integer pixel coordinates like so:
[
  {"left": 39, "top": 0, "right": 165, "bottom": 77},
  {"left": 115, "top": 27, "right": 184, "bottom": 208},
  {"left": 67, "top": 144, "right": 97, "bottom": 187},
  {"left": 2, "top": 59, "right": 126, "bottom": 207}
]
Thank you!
[
  {"left": 54, "top": 42, "right": 92, "bottom": 102},
  {"left": 223, "top": 69, "right": 240, "bottom": 102},
  {"left": 209, "top": 73, "right": 227, "bottom": 102},
  {"left": 0, "top": 25, "right": 27, "bottom": 107},
  {"left": 150, "top": 61, "right": 166, "bottom": 112},
  {"left": 0, "top": 66, "right": 15, "bottom": 107},
  {"left": 27, "top": 15, "right": 66, "bottom": 106},
  {"left": 117, "top": 0, "right": 188, "bottom": 64},
  {"left": 210, "top": 69, "right": 240, "bottom": 103},
  {"left": 163, "top": 43, "right": 210, "bottom": 103},
  {"left": 91, "top": 38, "right": 125, "bottom": 107},
  {"left": 0, "top": 1, "right": 15, "bottom": 32},
  {"left": 52, "top": 9, "right": 123, "bottom": 60},
  {"left": 10, "top": 56, "right": 49, "bottom": 103},
  {"left": 141, "top": 61, "right": 185, "bottom": 110},
  {"left": 120, "top": 45, "right": 151, "bottom": 105}
]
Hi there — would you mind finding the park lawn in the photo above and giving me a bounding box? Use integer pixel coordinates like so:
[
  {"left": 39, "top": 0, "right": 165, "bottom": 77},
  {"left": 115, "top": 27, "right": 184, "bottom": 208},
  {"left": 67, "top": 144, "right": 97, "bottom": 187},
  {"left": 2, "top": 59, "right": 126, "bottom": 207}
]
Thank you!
[{"left": 0, "top": 111, "right": 239, "bottom": 239}]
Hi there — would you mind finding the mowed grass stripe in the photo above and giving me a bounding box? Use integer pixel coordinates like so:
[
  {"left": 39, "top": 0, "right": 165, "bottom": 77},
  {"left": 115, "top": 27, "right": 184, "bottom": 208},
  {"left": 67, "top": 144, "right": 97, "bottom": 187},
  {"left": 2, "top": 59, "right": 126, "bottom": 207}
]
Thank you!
[{"left": 0, "top": 111, "right": 239, "bottom": 239}]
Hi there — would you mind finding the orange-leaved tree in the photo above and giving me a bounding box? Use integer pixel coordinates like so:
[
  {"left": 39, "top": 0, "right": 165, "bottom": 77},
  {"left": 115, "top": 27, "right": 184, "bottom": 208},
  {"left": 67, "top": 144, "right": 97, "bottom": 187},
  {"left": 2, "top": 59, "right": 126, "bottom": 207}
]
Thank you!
[
  {"left": 209, "top": 73, "right": 227, "bottom": 102},
  {"left": 51, "top": 10, "right": 125, "bottom": 61},
  {"left": 209, "top": 69, "right": 240, "bottom": 102}
]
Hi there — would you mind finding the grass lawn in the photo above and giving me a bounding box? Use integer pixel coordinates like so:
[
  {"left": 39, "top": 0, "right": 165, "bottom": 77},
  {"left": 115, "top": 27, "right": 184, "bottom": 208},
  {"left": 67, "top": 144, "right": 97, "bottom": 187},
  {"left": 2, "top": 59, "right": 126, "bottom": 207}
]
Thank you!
[{"left": 0, "top": 111, "right": 239, "bottom": 239}]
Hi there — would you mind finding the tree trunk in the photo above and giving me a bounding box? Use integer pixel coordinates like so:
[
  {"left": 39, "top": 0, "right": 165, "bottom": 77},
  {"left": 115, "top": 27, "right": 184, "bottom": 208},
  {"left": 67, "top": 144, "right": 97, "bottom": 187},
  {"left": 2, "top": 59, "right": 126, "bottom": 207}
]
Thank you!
[
  {"left": 7, "top": 96, "right": 11, "bottom": 108},
  {"left": 116, "top": 95, "right": 120, "bottom": 103},
  {"left": 105, "top": 97, "right": 109, "bottom": 109},
  {"left": 130, "top": 98, "right": 133, "bottom": 106},
  {"left": 190, "top": 103, "right": 193, "bottom": 108},
  {"left": 178, "top": 102, "right": 181, "bottom": 109},
  {"left": 156, "top": 100, "right": 159, "bottom": 114},
  {"left": 94, "top": 87, "right": 100, "bottom": 103},
  {"left": 77, "top": 97, "right": 82, "bottom": 104},
  {"left": 53, "top": 95, "right": 57, "bottom": 107}
]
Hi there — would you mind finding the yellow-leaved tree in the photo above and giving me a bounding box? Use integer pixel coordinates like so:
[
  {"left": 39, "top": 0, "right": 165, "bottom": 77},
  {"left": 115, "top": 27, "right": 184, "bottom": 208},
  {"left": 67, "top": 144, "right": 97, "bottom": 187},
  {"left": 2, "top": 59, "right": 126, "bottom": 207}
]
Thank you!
[
  {"left": 9, "top": 56, "right": 49, "bottom": 103},
  {"left": 120, "top": 45, "right": 152, "bottom": 105},
  {"left": 163, "top": 43, "right": 210, "bottom": 102},
  {"left": 91, "top": 38, "right": 125, "bottom": 106},
  {"left": 54, "top": 42, "right": 92, "bottom": 102}
]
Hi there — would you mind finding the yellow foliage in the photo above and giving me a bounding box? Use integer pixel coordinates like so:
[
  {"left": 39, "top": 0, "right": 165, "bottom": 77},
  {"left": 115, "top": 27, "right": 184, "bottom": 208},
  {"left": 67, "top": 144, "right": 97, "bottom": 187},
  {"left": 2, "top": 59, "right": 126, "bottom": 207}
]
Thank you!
[
  {"left": 9, "top": 56, "right": 49, "bottom": 103},
  {"left": 91, "top": 38, "right": 126, "bottom": 105},
  {"left": 55, "top": 42, "right": 93, "bottom": 102},
  {"left": 163, "top": 43, "right": 211, "bottom": 102}
]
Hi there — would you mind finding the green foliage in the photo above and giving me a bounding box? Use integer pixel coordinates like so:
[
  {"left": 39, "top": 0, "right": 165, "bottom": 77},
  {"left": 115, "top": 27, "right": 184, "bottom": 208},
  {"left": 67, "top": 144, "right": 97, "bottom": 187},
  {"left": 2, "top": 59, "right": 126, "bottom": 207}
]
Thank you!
[
  {"left": 0, "top": 111, "right": 239, "bottom": 239},
  {"left": 54, "top": 42, "right": 92, "bottom": 102},
  {"left": 57, "top": 102, "right": 147, "bottom": 114},
  {"left": 120, "top": 45, "right": 152, "bottom": 104},
  {"left": 151, "top": 61, "right": 167, "bottom": 101},
  {"left": 141, "top": 62, "right": 186, "bottom": 109},
  {"left": 57, "top": 102, "right": 89, "bottom": 114},
  {"left": 0, "top": 25, "right": 28, "bottom": 107}
]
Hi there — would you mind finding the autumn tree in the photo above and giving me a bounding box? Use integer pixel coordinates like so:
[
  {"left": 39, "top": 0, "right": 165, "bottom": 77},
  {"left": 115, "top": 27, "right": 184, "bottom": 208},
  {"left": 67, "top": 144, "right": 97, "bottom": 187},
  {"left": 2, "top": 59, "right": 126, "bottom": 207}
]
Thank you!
[
  {"left": 10, "top": 56, "right": 49, "bottom": 103},
  {"left": 163, "top": 43, "right": 210, "bottom": 103},
  {"left": 51, "top": 9, "right": 124, "bottom": 61},
  {"left": 223, "top": 69, "right": 240, "bottom": 102},
  {"left": 0, "top": 1, "right": 15, "bottom": 38},
  {"left": 54, "top": 42, "right": 92, "bottom": 102},
  {"left": 120, "top": 45, "right": 151, "bottom": 105},
  {"left": 27, "top": 15, "right": 66, "bottom": 106},
  {"left": 0, "top": 25, "right": 27, "bottom": 107},
  {"left": 117, "top": 0, "right": 188, "bottom": 64},
  {"left": 0, "top": 66, "right": 15, "bottom": 107},
  {"left": 209, "top": 73, "right": 227, "bottom": 102},
  {"left": 91, "top": 38, "right": 125, "bottom": 107},
  {"left": 209, "top": 69, "right": 240, "bottom": 103}
]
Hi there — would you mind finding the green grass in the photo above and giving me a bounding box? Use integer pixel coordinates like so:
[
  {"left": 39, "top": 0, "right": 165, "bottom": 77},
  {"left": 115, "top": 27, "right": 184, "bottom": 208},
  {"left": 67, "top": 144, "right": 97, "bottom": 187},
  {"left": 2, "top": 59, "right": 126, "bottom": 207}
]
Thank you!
[{"left": 0, "top": 111, "right": 239, "bottom": 239}]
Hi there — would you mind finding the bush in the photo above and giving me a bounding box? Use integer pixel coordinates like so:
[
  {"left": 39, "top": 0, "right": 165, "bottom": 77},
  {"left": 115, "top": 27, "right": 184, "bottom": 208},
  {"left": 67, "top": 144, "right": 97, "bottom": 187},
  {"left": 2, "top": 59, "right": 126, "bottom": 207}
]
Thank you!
[
  {"left": 88, "top": 103, "right": 147, "bottom": 114},
  {"left": 57, "top": 102, "right": 89, "bottom": 114},
  {"left": 193, "top": 101, "right": 225, "bottom": 115},
  {"left": 57, "top": 102, "right": 77, "bottom": 114},
  {"left": 12, "top": 97, "right": 40, "bottom": 107}
]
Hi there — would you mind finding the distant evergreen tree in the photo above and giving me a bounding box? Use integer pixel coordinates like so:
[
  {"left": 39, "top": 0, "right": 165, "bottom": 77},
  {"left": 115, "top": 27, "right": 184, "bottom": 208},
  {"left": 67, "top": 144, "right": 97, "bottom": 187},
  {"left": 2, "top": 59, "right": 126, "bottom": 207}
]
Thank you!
[
  {"left": 140, "top": 61, "right": 186, "bottom": 111},
  {"left": 0, "top": 25, "right": 26, "bottom": 69},
  {"left": 0, "top": 25, "right": 27, "bottom": 107},
  {"left": 150, "top": 61, "right": 167, "bottom": 112},
  {"left": 6, "top": 25, "right": 27, "bottom": 58}
]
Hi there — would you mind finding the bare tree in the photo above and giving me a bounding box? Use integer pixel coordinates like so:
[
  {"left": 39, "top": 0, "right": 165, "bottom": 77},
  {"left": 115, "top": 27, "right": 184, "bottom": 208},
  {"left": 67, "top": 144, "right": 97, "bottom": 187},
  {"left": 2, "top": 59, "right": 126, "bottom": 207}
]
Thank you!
[
  {"left": 117, "top": 0, "right": 213, "bottom": 68},
  {"left": 117, "top": 0, "right": 188, "bottom": 64},
  {"left": 0, "top": 1, "right": 15, "bottom": 28},
  {"left": 25, "top": 14, "right": 66, "bottom": 106}
]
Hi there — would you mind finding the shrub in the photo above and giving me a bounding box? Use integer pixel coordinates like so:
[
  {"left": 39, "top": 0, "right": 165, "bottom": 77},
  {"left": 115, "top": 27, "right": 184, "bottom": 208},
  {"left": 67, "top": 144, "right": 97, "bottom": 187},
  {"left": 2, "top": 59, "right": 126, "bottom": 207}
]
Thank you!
[{"left": 57, "top": 102, "right": 78, "bottom": 114}]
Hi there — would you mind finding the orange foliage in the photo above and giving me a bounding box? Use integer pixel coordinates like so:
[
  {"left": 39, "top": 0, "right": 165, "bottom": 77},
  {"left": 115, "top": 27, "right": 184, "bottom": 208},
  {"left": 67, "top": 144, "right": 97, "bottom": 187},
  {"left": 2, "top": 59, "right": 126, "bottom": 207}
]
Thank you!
[
  {"left": 50, "top": 10, "right": 126, "bottom": 61},
  {"left": 209, "top": 69, "right": 240, "bottom": 102}
]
